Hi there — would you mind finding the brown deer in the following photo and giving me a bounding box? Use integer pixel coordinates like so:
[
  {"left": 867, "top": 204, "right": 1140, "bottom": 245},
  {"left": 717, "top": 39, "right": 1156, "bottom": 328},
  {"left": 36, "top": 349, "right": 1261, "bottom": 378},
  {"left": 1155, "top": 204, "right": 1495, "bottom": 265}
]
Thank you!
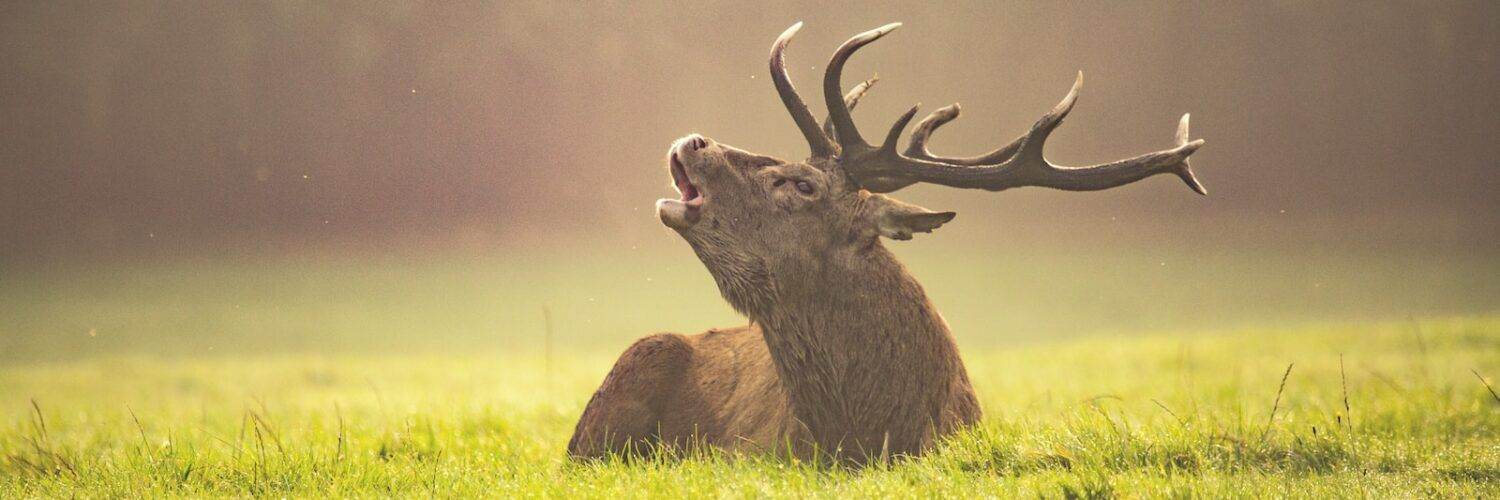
[{"left": 567, "top": 22, "right": 1206, "bottom": 464}]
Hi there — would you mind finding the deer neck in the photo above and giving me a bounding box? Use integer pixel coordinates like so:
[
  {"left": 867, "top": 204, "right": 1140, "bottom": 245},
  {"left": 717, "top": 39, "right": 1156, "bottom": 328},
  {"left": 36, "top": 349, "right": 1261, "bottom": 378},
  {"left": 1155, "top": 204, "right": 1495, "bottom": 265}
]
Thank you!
[{"left": 745, "top": 243, "right": 965, "bottom": 452}]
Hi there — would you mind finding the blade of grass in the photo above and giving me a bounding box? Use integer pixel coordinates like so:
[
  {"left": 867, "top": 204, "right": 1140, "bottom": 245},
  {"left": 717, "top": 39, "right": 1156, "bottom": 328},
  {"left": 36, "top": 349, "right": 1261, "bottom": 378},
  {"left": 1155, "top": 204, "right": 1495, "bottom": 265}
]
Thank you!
[
  {"left": 1258, "top": 363, "right": 1294, "bottom": 445},
  {"left": 1473, "top": 369, "right": 1500, "bottom": 404}
]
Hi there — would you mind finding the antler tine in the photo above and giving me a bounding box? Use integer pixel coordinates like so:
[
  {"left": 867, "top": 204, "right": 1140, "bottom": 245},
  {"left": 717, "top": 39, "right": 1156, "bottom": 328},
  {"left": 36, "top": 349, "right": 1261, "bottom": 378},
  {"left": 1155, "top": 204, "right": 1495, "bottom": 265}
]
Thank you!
[
  {"left": 1174, "top": 113, "right": 1207, "bottom": 195},
  {"left": 900, "top": 72, "right": 1080, "bottom": 170},
  {"left": 771, "top": 22, "right": 836, "bottom": 158},
  {"left": 906, "top": 104, "right": 960, "bottom": 160},
  {"left": 823, "top": 23, "right": 901, "bottom": 157},
  {"left": 907, "top": 104, "right": 1031, "bottom": 167},
  {"left": 1012, "top": 71, "right": 1084, "bottom": 165},
  {"left": 822, "top": 75, "right": 878, "bottom": 146}
]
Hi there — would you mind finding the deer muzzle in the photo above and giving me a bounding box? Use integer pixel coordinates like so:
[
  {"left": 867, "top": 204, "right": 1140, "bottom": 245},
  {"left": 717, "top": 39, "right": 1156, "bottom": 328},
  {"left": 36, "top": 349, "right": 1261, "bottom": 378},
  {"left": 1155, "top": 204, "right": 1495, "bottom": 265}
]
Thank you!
[{"left": 658, "top": 135, "right": 708, "bottom": 230}]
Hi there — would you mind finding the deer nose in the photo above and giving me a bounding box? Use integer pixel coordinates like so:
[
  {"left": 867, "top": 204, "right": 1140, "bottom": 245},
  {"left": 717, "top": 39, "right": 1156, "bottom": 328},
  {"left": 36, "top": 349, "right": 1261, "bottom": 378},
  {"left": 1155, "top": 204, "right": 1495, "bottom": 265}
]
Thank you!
[{"left": 684, "top": 135, "right": 708, "bottom": 151}]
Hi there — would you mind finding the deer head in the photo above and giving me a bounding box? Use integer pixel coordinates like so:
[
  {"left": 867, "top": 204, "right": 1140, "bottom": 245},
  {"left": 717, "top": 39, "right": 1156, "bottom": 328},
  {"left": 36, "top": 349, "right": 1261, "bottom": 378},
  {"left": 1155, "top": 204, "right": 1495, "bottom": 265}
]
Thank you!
[{"left": 657, "top": 22, "right": 1205, "bottom": 317}]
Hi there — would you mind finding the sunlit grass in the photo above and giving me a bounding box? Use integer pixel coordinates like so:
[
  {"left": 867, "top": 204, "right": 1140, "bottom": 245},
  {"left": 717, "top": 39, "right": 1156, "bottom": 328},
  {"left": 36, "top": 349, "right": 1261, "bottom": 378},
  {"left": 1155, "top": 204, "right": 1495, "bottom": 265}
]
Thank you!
[{"left": 3, "top": 317, "right": 1496, "bottom": 496}]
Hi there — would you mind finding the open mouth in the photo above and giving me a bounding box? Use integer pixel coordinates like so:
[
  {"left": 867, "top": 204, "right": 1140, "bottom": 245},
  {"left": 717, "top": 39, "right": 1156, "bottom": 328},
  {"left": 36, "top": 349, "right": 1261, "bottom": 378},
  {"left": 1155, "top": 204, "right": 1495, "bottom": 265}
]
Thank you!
[
  {"left": 657, "top": 138, "right": 708, "bottom": 230},
  {"left": 670, "top": 152, "right": 704, "bottom": 207}
]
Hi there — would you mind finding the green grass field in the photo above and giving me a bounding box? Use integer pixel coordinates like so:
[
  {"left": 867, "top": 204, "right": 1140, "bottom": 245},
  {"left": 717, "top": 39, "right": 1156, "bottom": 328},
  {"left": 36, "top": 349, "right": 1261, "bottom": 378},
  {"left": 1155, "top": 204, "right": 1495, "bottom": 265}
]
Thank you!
[
  {"left": 2, "top": 247, "right": 1496, "bottom": 497},
  {"left": 3, "top": 317, "right": 1496, "bottom": 497}
]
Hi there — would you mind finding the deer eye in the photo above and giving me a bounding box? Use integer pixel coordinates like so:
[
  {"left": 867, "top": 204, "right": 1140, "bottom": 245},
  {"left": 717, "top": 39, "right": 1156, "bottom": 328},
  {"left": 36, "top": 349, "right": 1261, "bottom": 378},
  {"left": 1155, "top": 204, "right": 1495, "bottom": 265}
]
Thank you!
[{"left": 795, "top": 180, "right": 815, "bottom": 195}]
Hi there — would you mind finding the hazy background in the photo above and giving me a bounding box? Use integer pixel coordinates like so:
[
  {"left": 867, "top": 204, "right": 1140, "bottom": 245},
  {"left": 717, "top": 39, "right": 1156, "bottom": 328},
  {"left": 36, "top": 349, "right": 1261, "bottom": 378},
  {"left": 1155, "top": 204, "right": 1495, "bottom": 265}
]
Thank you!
[{"left": 1, "top": 1, "right": 1496, "bottom": 361}]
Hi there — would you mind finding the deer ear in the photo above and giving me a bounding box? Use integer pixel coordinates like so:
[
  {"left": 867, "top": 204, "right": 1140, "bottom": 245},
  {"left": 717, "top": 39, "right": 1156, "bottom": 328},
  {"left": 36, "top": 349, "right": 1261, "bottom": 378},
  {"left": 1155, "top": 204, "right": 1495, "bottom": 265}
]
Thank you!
[{"left": 868, "top": 194, "right": 956, "bottom": 241}]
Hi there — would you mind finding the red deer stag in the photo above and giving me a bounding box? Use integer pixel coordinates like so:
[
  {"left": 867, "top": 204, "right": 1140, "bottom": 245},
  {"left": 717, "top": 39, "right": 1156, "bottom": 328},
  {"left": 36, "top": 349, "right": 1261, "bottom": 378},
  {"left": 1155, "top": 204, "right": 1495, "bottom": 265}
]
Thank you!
[{"left": 568, "top": 22, "right": 1206, "bottom": 464}]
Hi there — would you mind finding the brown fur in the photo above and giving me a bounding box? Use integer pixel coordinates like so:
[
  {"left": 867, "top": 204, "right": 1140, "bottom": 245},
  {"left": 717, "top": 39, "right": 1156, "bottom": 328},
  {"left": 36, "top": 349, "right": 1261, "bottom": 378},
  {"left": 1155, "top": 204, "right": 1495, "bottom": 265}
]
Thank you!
[
  {"left": 568, "top": 136, "right": 980, "bottom": 464},
  {"left": 567, "top": 325, "right": 801, "bottom": 458}
]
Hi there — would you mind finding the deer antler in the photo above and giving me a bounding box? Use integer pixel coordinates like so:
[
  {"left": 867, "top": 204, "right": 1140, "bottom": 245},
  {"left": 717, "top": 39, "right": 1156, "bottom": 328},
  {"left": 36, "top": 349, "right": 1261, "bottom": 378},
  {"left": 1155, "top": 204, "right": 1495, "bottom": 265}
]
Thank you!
[
  {"left": 773, "top": 23, "right": 884, "bottom": 159},
  {"left": 823, "top": 75, "right": 878, "bottom": 149},
  {"left": 776, "top": 22, "right": 1208, "bottom": 195},
  {"left": 771, "top": 22, "right": 836, "bottom": 158}
]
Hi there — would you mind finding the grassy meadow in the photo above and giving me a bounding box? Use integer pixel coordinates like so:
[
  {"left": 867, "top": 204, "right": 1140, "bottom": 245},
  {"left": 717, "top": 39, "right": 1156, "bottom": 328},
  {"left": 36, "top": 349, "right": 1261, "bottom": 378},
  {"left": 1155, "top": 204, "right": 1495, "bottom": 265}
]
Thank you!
[{"left": 1, "top": 245, "right": 1497, "bottom": 496}]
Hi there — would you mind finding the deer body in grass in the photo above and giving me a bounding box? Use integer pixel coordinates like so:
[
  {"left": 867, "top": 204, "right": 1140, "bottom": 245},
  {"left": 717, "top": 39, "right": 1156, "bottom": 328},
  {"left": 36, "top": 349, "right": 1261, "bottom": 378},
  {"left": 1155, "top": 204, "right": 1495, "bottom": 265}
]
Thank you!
[{"left": 567, "top": 22, "right": 1207, "bottom": 464}]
